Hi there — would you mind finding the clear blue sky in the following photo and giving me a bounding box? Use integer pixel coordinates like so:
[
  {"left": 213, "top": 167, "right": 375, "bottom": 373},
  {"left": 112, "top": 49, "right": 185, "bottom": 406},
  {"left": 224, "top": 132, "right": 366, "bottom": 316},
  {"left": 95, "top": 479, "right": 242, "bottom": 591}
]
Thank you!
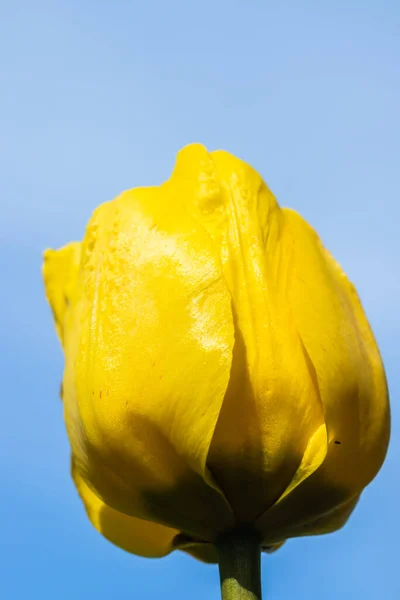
[{"left": 1, "top": 1, "right": 399, "bottom": 599}]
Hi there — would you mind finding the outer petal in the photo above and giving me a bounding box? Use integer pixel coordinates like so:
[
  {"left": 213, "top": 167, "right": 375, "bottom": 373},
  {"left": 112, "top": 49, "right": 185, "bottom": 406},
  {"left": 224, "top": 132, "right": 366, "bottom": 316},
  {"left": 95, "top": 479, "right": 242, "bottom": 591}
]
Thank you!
[
  {"left": 72, "top": 461, "right": 178, "bottom": 558},
  {"left": 290, "top": 494, "right": 361, "bottom": 538},
  {"left": 258, "top": 493, "right": 361, "bottom": 545},
  {"left": 255, "top": 210, "right": 389, "bottom": 541},
  {"left": 284, "top": 209, "right": 389, "bottom": 490},
  {"left": 177, "top": 540, "right": 218, "bottom": 564},
  {"left": 43, "top": 242, "right": 81, "bottom": 345},
  {"left": 174, "top": 146, "right": 326, "bottom": 521},
  {"left": 61, "top": 177, "right": 235, "bottom": 539}
]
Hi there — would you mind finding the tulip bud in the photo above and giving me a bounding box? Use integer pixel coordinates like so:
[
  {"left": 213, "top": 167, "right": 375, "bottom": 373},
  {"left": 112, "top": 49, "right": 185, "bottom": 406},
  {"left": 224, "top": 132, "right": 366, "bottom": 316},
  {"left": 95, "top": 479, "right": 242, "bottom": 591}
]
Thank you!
[{"left": 43, "top": 144, "right": 390, "bottom": 563}]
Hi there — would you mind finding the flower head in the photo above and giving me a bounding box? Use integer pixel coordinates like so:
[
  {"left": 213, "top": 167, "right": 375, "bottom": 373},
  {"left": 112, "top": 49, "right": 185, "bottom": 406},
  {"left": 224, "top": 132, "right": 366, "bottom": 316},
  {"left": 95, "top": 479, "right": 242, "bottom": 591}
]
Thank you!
[{"left": 43, "top": 144, "right": 390, "bottom": 560}]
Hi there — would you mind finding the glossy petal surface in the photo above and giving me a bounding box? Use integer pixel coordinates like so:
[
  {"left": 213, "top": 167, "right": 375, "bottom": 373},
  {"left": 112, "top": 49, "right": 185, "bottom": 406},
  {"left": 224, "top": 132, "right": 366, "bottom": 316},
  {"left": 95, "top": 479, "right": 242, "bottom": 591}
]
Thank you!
[
  {"left": 45, "top": 180, "right": 235, "bottom": 539},
  {"left": 174, "top": 146, "right": 326, "bottom": 520}
]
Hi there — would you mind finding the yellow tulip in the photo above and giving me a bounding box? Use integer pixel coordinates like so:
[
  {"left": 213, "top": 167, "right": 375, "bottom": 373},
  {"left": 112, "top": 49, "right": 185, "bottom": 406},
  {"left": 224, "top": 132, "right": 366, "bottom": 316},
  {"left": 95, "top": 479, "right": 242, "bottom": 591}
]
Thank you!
[{"left": 43, "top": 144, "right": 390, "bottom": 571}]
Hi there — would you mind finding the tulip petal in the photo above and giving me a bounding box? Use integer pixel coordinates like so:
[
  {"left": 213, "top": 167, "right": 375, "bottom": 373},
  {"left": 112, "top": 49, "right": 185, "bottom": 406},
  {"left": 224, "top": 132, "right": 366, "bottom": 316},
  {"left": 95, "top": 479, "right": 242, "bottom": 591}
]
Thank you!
[
  {"left": 61, "top": 174, "right": 235, "bottom": 538},
  {"left": 180, "top": 148, "right": 327, "bottom": 521},
  {"left": 177, "top": 541, "right": 218, "bottom": 564},
  {"left": 282, "top": 210, "right": 389, "bottom": 492},
  {"left": 72, "top": 461, "right": 178, "bottom": 558},
  {"left": 257, "top": 489, "right": 360, "bottom": 544},
  {"left": 262, "top": 541, "right": 285, "bottom": 553},
  {"left": 274, "top": 423, "right": 327, "bottom": 503},
  {"left": 255, "top": 210, "right": 389, "bottom": 540},
  {"left": 42, "top": 242, "right": 81, "bottom": 345},
  {"left": 297, "top": 494, "right": 360, "bottom": 537}
]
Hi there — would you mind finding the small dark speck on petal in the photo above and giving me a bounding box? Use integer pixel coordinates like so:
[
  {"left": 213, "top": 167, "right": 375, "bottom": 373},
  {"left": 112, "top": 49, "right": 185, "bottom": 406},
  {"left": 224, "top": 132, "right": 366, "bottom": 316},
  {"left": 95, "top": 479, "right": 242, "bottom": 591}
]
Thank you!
[{"left": 334, "top": 440, "right": 341, "bottom": 445}]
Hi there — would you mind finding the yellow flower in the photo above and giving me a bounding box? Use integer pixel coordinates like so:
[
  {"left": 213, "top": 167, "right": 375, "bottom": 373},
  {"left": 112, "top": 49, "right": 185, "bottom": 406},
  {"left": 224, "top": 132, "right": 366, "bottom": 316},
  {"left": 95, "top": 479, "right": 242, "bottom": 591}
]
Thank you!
[{"left": 43, "top": 144, "right": 390, "bottom": 562}]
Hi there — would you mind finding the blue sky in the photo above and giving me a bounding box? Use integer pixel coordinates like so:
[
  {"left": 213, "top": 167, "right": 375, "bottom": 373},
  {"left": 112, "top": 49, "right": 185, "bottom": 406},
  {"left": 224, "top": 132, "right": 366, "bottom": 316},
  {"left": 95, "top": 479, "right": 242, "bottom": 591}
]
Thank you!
[{"left": 1, "top": 1, "right": 399, "bottom": 598}]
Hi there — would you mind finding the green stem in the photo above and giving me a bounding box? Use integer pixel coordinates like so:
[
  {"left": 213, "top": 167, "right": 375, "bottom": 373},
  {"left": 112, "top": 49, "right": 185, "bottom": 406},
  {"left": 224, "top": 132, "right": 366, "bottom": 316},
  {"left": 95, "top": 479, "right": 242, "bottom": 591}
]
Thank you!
[{"left": 216, "top": 531, "right": 262, "bottom": 600}]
